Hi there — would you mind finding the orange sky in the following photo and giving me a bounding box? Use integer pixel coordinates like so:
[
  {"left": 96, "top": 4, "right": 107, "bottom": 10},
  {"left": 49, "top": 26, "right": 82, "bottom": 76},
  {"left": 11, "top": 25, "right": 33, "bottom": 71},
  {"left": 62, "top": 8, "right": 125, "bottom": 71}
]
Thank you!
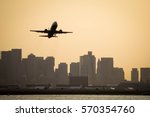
[{"left": 0, "top": 0, "right": 150, "bottom": 80}]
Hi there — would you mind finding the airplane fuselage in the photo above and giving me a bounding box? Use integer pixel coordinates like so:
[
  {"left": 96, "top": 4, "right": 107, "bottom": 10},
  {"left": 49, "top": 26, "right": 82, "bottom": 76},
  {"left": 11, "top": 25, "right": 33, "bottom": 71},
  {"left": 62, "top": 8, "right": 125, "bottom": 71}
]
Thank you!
[
  {"left": 48, "top": 21, "right": 58, "bottom": 38},
  {"left": 50, "top": 21, "right": 58, "bottom": 31}
]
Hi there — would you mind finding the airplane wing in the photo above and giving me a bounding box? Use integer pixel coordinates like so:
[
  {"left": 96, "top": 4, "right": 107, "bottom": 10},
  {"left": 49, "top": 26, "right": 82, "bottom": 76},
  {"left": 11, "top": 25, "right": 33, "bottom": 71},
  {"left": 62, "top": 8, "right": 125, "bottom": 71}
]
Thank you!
[
  {"left": 30, "top": 30, "right": 47, "bottom": 33},
  {"left": 55, "top": 30, "right": 73, "bottom": 34}
]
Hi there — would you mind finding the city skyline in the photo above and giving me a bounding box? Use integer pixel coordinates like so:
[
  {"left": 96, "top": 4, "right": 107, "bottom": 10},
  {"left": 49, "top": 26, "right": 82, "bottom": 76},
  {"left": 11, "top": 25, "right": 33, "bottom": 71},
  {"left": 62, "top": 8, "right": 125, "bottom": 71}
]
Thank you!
[
  {"left": 0, "top": 49, "right": 124, "bottom": 87},
  {"left": 1, "top": 48, "right": 150, "bottom": 95},
  {"left": 0, "top": 48, "right": 149, "bottom": 83},
  {"left": 0, "top": 48, "right": 148, "bottom": 81},
  {"left": 0, "top": 0, "right": 150, "bottom": 81}
]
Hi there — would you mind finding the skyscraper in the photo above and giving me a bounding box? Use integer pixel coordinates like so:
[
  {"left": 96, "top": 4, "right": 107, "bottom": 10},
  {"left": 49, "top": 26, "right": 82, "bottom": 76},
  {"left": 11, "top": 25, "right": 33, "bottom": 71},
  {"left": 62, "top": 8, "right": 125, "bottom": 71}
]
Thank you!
[
  {"left": 131, "top": 68, "right": 139, "bottom": 83},
  {"left": 44, "top": 57, "right": 55, "bottom": 86},
  {"left": 113, "top": 67, "right": 124, "bottom": 84},
  {"left": 1, "top": 51, "right": 11, "bottom": 85},
  {"left": 140, "top": 68, "right": 150, "bottom": 84},
  {"left": 21, "top": 54, "right": 47, "bottom": 85},
  {"left": 70, "top": 62, "right": 79, "bottom": 76},
  {"left": 79, "top": 51, "right": 96, "bottom": 85},
  {"left": 0, "top": 49, "right": 22, "bottom": 85},
  {"left": 95, "top": 59, "right": 101, "bottom": 86},
  {"left": 55, "top": 62, "right": 69, "bottom": 85},
  {"left": 11, "top": 49, "right": 22, "bottom": 85},
  {"left": 98, "top": 58, "right": 114, "bottom": 85}
]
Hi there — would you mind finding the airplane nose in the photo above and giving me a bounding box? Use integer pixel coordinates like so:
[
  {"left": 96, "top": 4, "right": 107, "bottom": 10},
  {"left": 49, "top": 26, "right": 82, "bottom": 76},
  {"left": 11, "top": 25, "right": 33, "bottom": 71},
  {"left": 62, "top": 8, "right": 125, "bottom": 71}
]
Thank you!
[{"left": 53, "top": 21, "right": 57, "bottom": 25}]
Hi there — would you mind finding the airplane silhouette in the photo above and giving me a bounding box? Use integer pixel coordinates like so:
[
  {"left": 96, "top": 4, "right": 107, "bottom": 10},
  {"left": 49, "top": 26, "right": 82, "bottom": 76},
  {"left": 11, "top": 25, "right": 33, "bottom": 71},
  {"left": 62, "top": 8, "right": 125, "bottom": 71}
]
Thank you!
[{"left": 30, "top": 21, "right": 73, "bottom": 38}]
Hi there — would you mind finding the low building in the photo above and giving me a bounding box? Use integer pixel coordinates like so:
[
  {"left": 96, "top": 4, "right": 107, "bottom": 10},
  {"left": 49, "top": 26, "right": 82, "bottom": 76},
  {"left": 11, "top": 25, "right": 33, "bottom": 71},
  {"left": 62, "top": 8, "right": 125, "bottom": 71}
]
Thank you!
[{"left": 69, "top": 76, "right": 88, "bottom": 87}]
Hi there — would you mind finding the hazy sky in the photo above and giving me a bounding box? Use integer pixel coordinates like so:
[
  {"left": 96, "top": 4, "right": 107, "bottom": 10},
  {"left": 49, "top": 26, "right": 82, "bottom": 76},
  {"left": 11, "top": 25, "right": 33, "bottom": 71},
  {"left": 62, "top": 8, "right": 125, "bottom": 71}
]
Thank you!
[{"left": 0, "top": 0, "right": 150, "bottom": 80}]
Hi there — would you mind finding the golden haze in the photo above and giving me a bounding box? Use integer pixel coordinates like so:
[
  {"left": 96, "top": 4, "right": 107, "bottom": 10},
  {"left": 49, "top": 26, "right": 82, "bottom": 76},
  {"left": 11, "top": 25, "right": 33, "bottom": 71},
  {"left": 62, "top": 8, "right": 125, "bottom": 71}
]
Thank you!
[{"left": 0, "top": 0, "right": 150, "bottom": 80}]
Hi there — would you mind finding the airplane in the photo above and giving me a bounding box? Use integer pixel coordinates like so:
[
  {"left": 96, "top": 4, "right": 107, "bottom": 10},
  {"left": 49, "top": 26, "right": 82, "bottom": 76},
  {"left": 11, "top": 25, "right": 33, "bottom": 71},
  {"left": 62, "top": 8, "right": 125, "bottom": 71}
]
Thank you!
[{"left": 30, "top": 21, "right": 73, "bottom": 38}]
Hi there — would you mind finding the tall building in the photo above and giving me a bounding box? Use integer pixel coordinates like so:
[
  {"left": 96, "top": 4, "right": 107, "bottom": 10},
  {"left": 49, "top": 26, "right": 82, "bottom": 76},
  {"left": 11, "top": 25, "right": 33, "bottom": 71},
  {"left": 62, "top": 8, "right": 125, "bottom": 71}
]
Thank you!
[
  {"left": 21, "top": 54, "right": 55, "bottom": 86},
  {"left": 11, "top": 49, "right": 22, "bottom": 85},
  {"left": 96, "top": 58, "right": 124, "bottom": 86},
  {"left": 21, "top": 58, "right": 28, "bottom": 86},
  {"left": 25, "top": 54, "right": 38, "bottom": 84},
  {"left": 0, "top": 49, "right": 22, "bottom": 85},
  {"left": 0, "top": 51, "right": 10, "bottom": 85},
  {"left": 98, "top": 58, "right": 114, "bottom": 85},
  {"left": 140, "top": 68, "right": 150, "bottom": 84},
  {"left": 34, "top": 57, "right": 45, "bottom": 84},
  {"left": 55, "top": 63, "right": 69, "bottom": 85},
  {"left": 21, "top": 54, "right": 46, "bottom": 85},
  {"left": 70, "top": 62, "right": 79, "bottom": 76},
  {"left": 79, "top": 51, "right": 96, "bottom": 85},
  {"left": 44, "top": 57, "right": 55, "bottom": 86},
  {"left": 113, "top": 67, "right": 124, "bottom": 84},
  {"left": 95, "top": 59, "right": 101, "bottom": 86},
  {"left": 44, "top": 57, "right": 55, "bottom": 77},
  {"left": 131, "top": 68, "right": 139, "bottom": 83},
  {"left": 54, "top": 68, "right": 59, "bottom": 84}
]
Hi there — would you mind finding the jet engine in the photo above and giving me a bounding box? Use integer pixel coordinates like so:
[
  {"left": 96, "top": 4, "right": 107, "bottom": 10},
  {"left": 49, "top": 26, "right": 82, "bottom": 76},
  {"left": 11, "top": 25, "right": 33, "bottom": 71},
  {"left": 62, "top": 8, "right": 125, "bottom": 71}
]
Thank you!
[{"left": 44, "top": 29, "right": 47, "bottom": 32}]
